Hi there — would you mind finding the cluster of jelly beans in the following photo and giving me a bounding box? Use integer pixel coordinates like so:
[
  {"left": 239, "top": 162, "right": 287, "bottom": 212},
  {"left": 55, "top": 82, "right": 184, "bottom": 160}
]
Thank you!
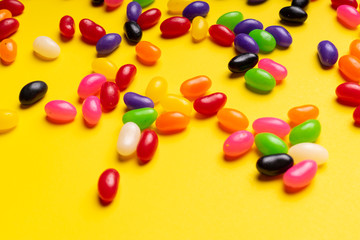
[{"left": 333, "top": 0, "right": 360, "bottom": 29}]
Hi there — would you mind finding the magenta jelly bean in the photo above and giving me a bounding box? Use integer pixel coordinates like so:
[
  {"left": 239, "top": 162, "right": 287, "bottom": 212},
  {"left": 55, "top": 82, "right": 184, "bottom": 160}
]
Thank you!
[
  {"left": 258, "top": 58, "right": 287, "bottom": 84},
  {"left": 337, "top": 5, "right": 360, "bottom": 29},
  {"left": 82, "top": 96, "right": 102, "bottom": 126},
  {"left": 252, "top": 117, "right": 291, "bottom": 138},
  {"left": 234, "top": 19, "right": 263, "bottom": 35},
  {"left": 223, "top": 130, "right": 254, "bottom": 158},
  {"left": 283, "top": 160, "right": 317, "bottom": 189},
  {"left": 77, "top": 73, "right": 107, "bottom": 99},
  {"left": 45, "top": 100, "right": 77, "bottom": 123},
  {"left": 127, "top": 2, "right": 142, "bottom": 21},
  {"left": 100, "top": 82, "right": 120, "bottom": 110},
  {"left": 234, "top": 33, "right": 259, "bottom": 54}
]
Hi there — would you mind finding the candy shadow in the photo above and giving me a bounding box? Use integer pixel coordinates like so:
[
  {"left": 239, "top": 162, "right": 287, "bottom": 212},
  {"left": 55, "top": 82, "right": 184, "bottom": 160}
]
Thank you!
[
  {"left": 124, "top": 37, "right": 138, "bottom": 46},
  {"left": 1, "top": 59, "right": 13, "bottom": 65},
  {"left": 354, "top": 122, "right": 360, "bottom": 128},
  {"left": 45, "top": 116, "right": 74, "bottom": 125},
  {"left": 191, "top": 38, "right": 206, "bottom": 44},
  {"left": 105, "top": 6, "right": 120, "bottom": 12},
  {"left": 257, "top": 173, "right": 283, "bottom": 182},
  {"left": 284, "top": 184, "right": 308, "bottom": 194},
  {"left": 247, "top": 0, "right": 268, "bottom": 6},
  {"left": 59, "top": 33, "right": 73, "bottom": 43},
  {"left": 279, "top": 20, "right": 305, "bottom": 27},
  {"left": 80, "top": 36, "right": 97, "bottom": 45},
  {"left": 96, "top": 46, "right": 120, "bottom": 58},
  {"left": 275, "top": 45, "right": 290, "bottom": 51},
  {"left": 223, "top": 150, "right": 251, "bottom": 162},
  {"left": 194, "top": 112, "right": 215, "bottom": 119},
  {"left": 83, "top": 119, "right": 98, "bottom": 128},
  {"left": 245, "top": 83, "right": 272, "bottom": 94},
  {"left": 137, "top": 158, "right": 151, "bottom": 166},
  {"left": 0, "top": 127, "right": 16, "bottom": 134},
  {"left": 229, "top": 72, "right": 245, "bottom": 79},
  {"left": 117, "top": 152, "right": 135, "bottom": 162},
  {"left": 32, "top": 52, "right": 56, "bottom": 61},
  {"left": 155, "top": 128, "right": 186, "bottom": 135},
  {"left": 217, "top": 122, "right": 235, "bottom": 133},
  {"left": 98, "top": 196, "right": 112, "bottom": 206},
  {"left": 208, "top": 37, "right": 233, "bottom": 47}
]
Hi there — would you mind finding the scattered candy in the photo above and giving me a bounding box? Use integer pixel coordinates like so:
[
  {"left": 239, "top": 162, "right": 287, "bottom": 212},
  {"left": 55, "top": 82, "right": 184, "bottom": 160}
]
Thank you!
[
  {"left": 124, "top": 21, "right": 142, "bottom": 43},
  {"left": 336, "top": 5, "right": 360, "bottom": 29},
  {"left": 156, "top": 111, "right": 190, "bottom": 133},
  {"left": 145, "top": 76, "right": 168, "bottom": 103},
  {"left": 45, "top": 100, "right": 77, "bottom": 123},
  {"left": 182, "top": 1, "right": 209, "bottom": 21},
  {"left": 256, "top": 153, "right": 294, "bottom": 176},
  {"left": 79, "top": 19, "right": 106, "bottom": 44},
  {"left": 100, "top": 82, "right": 120, "bottom": 110},
  {"left": 0, "top": 38, "right": 17, "bottom": 63},
  {"left": 96, "top": 33, "right": 122, "bottom": 55},
  {"left": 160, "top": 17, "right": 191, "bottom": 38},
  {"left": 335, "top": 82, "right": 360, "bottom": 106},
  {"left": 254, "top": 132, "right": 288, "bottom": 156},
  {"left": 19, "top": 81, "right": 48, "bottom": 105},
  {"left": 264, "top": 25, "right": 292, "bottom": 48},
  {"left": 283, "top": 160, "right": 317, "bottom": 189},
  {"left": 117, "top": 122, "right": 141, "bottom": 156},
  {"left": 258, "top": 58, "right": 287, "bottom": 84},
  {"left": 82, "top": 96, "right": 102, "bottom": 126},
  {"left": 122, "top": 107, "right": 158, "bottom": 130},
  {"left": 249, "top": 29, "right": 276, "bottom": 52},
  {"left": 137, "top": 8, "right": 161, "bottom": 30},
  {"left": 289, "top": 119, "right": 321, "bottom": 145},
  {"left": 92, "top": 58, "right": 117, "bottom": 80},
  {"left": 0, "top": 109, "right": 18, "bottom": 132},
  {"left": 135, "top": 41, "right": 161, "bottom": 65},
  {"left": 167, "top": 0, "right": 192, "bottom": 14},
  {"left": 124, "top": 92, "right": 154, "bottom": 109},
  {"left": 98, "top": 168, "right": 120, "bottom": 203},
  {"left": 0, "top": 0, "right": 24, "bottom": 16},
  {"left": 233, "top": 18, "right": 263, "bottom": 35},
  {"left": 0, "top": 18, "right": 19, "bottom": 40},
  {"left": 252, "top": 117, "right": 290, "bottom": 138},
  {"left": 338, "top": 55, "right": 360, "bottom": 82},
  {"left": 288, "top": 104, "right": 319, "bottom": 125},
  {"left": 193, "top": 92, "right": 227, "bottom": 116},
  {"left": 216, "top": 11, "right": 243, "bottom": 31},
  {"left": 223, "top": 130, "right": 254, "bottom": 157},
  {"left": 33, "top": 36, "right": 60, "bottom": 60},
  {"left": 160, "top": 94, "right": 192, "bottom": 116},
  {"left": 217, "top": 108, "right": 249, "bottom": 133},
  {"left": 127, "top": 1, "right": 142, "bottom": 21},
  {"left": 136, "top": 129, "right": 158, "bottom": 163},
  {"left": 234, "top": 33, "right": 259, "bottom": 54},
  {"left": 115, "top": 64, "right": 137, "bottom": 91},
  {"left": 228, "top": 53, "right": 258, "bottom": 73},
  {"left": 208, "top": 24, "right": 235, "bottom": 47},
  {"left": 180, "top": 75, "right": 211, "bottom": 99},
  {"left": 244, "top": 68, "right": 276, "bottom": 92},
  {"left": 279, "top": 6, "right": 308, "bottom": 24},
  {"left": 288, "top": 142, "right": 328, "bottom": 165},
  {"left": 191, "top": 16, "right": 208, "bottom": 42},
  {"left": 77, "top": 73, "right": 107, "bottom": 99},
  {"left": 59, "top": 15, "right": 75, "bottom": 38}
]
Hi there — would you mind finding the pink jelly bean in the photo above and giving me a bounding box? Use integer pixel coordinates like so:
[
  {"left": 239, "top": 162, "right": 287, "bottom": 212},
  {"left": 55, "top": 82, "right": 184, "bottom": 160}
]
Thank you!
[
  {"left": 258, "top": 58, "right": 287, "bottom": 84},
  {"left": 337, "top": 5, "right": 360, "bottom": 29},
  {"left": 82, "top": 96, "right": 102, "bottom": 126},
  {"left": 223, "top": 130, "right": 254, "bottom": 158},
  {"left": 252, "top": 117, "right": 290, "bottom": 138},
  {"left": 105, "top": 0, "right": 124, "bottom": 8},
  {"left": 77, "top": 73, "right": 107, "bottom": 99},
  {"left": 283, "top": 160, "right": 317, "bottom": 189},
  {"left": 45, "top": 100, "right": 77, "bottom": 123}
]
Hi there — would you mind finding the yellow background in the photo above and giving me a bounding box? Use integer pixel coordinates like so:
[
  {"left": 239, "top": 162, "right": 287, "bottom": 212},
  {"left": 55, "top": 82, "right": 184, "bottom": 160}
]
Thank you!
[{"left": 1, "top": 0, "right": 360, "bottom": 239}]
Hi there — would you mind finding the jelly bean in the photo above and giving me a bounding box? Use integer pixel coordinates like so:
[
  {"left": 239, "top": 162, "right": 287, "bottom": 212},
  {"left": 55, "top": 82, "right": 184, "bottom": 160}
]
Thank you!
[
  {"left": 124, "top": 21, "right": 142, "bottom": 43},
  {"left": 288, "top": 104, "right": 319, "bottom": 125},
  {"left": 117, "top": 122, "right": 141, "bottom": 156},
  {"left": 160, "top": 17, "right": 191, "bottom": 38},
  {"left": 79, "top": 19, "right": 106, "bottom": 44},
  {"left": 105, "top": 0, "right": 123, "bottom": 8},
  {"left": 247, "top": 0, "right": 267, "bottom": 4},
  {"left": 77, "top": 73, "right": 107, "bottom": 99},
  {"left": 338, "top": 55, "right": 360, "bottom": 82},
  {"left": 33, "top": 36, "right": 60, "bottom": 60},
  {"left": 160, "top": 94, "right": 192, "bottom": 116},
  {"left": 122, "top": 108, "right": 158, "bottom": 130},
  {"left": 0, "top": 0, "right": 24, "bottom": 16},
  {"left": 234, "top": 33, "right": 259, "bottom": 54},
  {"left": 350, "top": 39, "right": 360, "bottom": 59},
  {"left": 217, "top": 108, "right": 249, "bottom": 133},
  {"left": 115, "top": 64, "right": 137, "bottom": 91},
  {"left": 354, "top": 105, "right": 360, "bottom": 125},
  {"left": 133, "top": 0, "right": 154, "bottom": 8},
  {"left": 96, "top": 33, "right": 122, "bottom": 55},
  {"left": 182, "top": 1, "right": 209, "bottom": 21},
  {"left": 124, "top": 92, "right": 154, "bottom": 109},
  {"left": 191, "top": 16, "right": 208, "bottom": 42},
  {"left": 59, "top": 15, "right": 75, "bottom": 38},
  {"left": 228, "top": 53, "right": 258, "bottom": 73},
  {"left": 208, "top": 25, "right": 235, "bottom": 47},
  {"left": 0, "top": 109, "right": 18, "bottom": 132},
  {"left": 283, "top": 160, "right": 317, "bottom": 189},
  {"left": 264, "top": 25, "right": 292, "bottom": 48},
  {"left": 253, "top": 117, "right": 290, "bottom": 138},
  {"left": 0, "top": 38, "right": 16, "bottom": 63},
  {"left": 279, "top": 6, "right": 308, "bottom": 24},
  {"left": 92, "top": 58, "right": 117, "bottom": 80},
  {"left": 223, "top": 130, "right": 254, "bottom": 157},
  {"left": 249, "top": 29, "right": 276, "bottom": 53},
  {"left": 244, "top": 68, "right": 276, "bottom": 92},
  {"left": 289, "top": 119, "right": 321, "bottom": 145},
  {"left": 135, "top": 41, "right": 161, "bottom": 65},
  {"left": 82, "top": 96, "right": 102, "bottom": 126},
  {"left": 291, "top": 0, "right": 309, "bottom": 8},
  {"left": 180, "top": 75, "right": 211, "bottom": 99},
  {"left": 317, "top": 40, "right": 338, "bottom": 67},
  {"left": 216, "top": 11, "right": 243, "bottom": 31},
  {"left": 92, "top": 0, "right": 104, "bottom": 6},
  {"left": 137, "top": 8, "right": 161, "bottom": 30},
  {"left": 337, "top": 5, "right": 360, "bottom": 28},
  {"left": 98, "top": 168, "right": 119, "bottom": 203},
  {"left": 331, "top": 0, "right": 358, "bottom": 9},
  {"left": 145, "top": 76, "right": 168, "bottom": 103},
  {"left": 0, "top": 18, "right": 19, "bottom": 40},
  {"left": 288, "top": 143, "right": 328, "bottom": 165},
  {"left": 136, "top": 129, "right": 158, "bottom": 163},
  {"left": 258, "top": 58, "right": 287, "bottom": 84},
  {"left": 193, "top": 92, "right": 227, "bottom": 116},
  {"left": 254, "top": 132, "right": 288, "bottom": 156},
  {"left": 127, "top": 2, "right": 142, "bottom": 21},
  {"left": 100, "top": 82, "right": 119, "bottom": 110},
  {"left": 256, "top": 154, "right": 294, "bottom": 176},
  {"left": 234, "top": 19, "right": 263, "bottom": 35},
  {"left": 167, "top": 0, "right": 192, "bottom": 14},
  {"left": 45, "top": 100, "right": 77, "bottom": 123},
  {"left": 336, "top": 82, "right": 360, "bottom": 106},
  {"left": 156, "top": 112, "right": 190, "bottom": 133},
  {"left": 0, "top": 9, "right": 11, "bottom": 22},
  {"left": 19, "top": 81, "right": 48, "bottom": 105}
]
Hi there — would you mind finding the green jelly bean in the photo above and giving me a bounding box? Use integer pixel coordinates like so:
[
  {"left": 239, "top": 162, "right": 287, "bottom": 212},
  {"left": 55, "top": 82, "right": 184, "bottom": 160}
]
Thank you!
[
  {"left": 249, "top": 29, "right": 276, "bottom": 52},
  {"left": 245, "top": 68, "right": 276, "bottom": 92},
  {"left": 216, "top": 11, "right": 243, "bottom": 31},
  {"left": 122, "top": 108, "right": 158, "bottom": 130},
  {"left": 289, "top": 119, "right": 321, "bottom": 145},
  {"left": 133, "top": 0, "right": 154, "bottom": 8},
  {"left": 255, "top": 133, "right": 288, "bottom": 156}
]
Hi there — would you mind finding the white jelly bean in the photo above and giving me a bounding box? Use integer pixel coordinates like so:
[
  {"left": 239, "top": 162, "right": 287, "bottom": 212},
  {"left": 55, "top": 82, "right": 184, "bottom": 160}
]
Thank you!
[
  {"left": 288, "top": 142, "right": 328, "bottom": 165},
  {"left": 33, "top": 36, "right": 60, "bottom": 60},
  {"left": 116, "top": 122, "right": 141, "bottom": 156}
]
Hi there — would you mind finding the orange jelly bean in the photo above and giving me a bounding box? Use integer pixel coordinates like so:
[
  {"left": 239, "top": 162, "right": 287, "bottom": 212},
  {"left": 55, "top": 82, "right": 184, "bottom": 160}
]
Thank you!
[
  {"left": 0, "top": 38, "right": 17, "bottom": 63},
  {"left": 155, "top": 112, "right": 190, "bottom": 133},
  {"left": 288, "top": 104, "right": 319, "bottom": 125},
  {"left": 135, "top": 41, "right": 161, "bottom": 65},
  {"left": 217, "top": 108, "right": 249, "bottom": 133},
  {"left": 349, "top": 39, "right": 360, "bottom": 59},
  {"left": 180, "top": 75, "right": 212, "bottom": 99},
  {"left": 338, "top": 55, "right": 360, "bottom": 82},
  {"left": 0, "top": 9, "right": 11, "bottom": 22}
]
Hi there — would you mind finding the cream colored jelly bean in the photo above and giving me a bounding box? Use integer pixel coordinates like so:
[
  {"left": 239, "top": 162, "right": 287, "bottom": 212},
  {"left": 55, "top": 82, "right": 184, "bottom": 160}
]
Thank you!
[
  {"left": 117, "top": 122, "right": 141, "bottom": 157},
  {"left": 0, "top": 109, "right": 18, "bottom": 132},
  {"left": 92, "top": 58, "right": 117, "bottom": 80},
  {"left": 160, "top": 94, "right": 192, "bottom": 116},
  {"left": 288, "top": 143, "right": 328, "bottom": 165},
  {"left": 33, "top": 36, "right": 60, "bottom": 60},
  {"left": 145, "top": 76, "right": 168, "bottom": 103}
]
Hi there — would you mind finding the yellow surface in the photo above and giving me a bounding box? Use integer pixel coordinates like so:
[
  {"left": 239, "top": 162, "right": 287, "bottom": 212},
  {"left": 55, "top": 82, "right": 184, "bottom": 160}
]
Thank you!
[{"left": 1, "top": 0, "right": 360, "bottom": 239}]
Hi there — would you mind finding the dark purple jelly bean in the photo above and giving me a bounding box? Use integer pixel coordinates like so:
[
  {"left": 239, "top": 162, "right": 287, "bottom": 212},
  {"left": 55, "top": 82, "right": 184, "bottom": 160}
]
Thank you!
[
  {"left": 96, "top": 33, "right": 122, "bottom": 55},
  {"left": 317, "top": 40, "right": 338, "bottom": 67},
  {"left": 234, "top": 19, "right": 263, "bottom": 35},
  {"left": 228, "top": 53, "right": 259, "bottom": 73},
  {"left": 123, "top": 92, "right": 154, "bottom": 109},
  {"left": 182, "top": 1, "right": 210, "bottom": 21},
  {"left": 127, "top": 2, "right": 142, "bottom": 21},
  {"left": 265, "top": 25, "right": 292, "bottom": 48},
  {"left": 234, "top": 33, "right": 259, "bottom": 54},
  {"left": 292, "top": 0, "right": 309, "bottom": 9},
  {"left": 279, "top": 6, "right": 308, "bottom": 24}
]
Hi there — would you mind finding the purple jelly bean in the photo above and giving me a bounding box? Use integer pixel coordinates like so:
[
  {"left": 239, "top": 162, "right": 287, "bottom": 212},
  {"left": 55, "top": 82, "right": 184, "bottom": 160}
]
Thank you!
[
  {"left": 123, "top": 92, "right": 154, "bottom": 110},
  {"left": 265, "top": 25, "right": 293, "bottom": 48},
  {"left": 317, "top": 40, "right": 338, "bottom": 67},
  {"left": 96, "top": 33, "right": 122, "bottom": 55},
  {"left": 182, "top": 1, "right": 210, "bottom": 21},
  {"left": 234, "top": 33, "right": 259, "bottom": 54},
  {"left": 234, "top": 19, "right": 263, "bottom": 35},
  {"left": 127, "top": 2, "right": 142, "bottom": 21}
]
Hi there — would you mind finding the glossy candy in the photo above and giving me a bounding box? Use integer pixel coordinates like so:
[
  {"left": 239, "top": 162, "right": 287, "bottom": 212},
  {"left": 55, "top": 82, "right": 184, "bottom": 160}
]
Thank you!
[
  {"left": 191, "top": 16, "right": 208, "bottom": 42},
  {"left": 160, "top": 17, "right": 191, "bottom": 38},
  {"left": 264, "top": 25, "right": 292, "bottom": 48},
  {"left": 135, "top": 41, "right": 161, "bottom": 65},
  {"left": 234, "top": 19, "right": 263, "bottom": 35},
  {"left": 92, "top": 58, "right": 117, "bottom": 80},
  {"left": 288, "top": 143, "right": 328, "bottom": 165},
  {"left": 283, "top": 160, "right": 317, "bottom": 189},
  {"left": 19, "top": 81, "right": 48, "bottom": 105},
  {"left": 33, "top": 36, "right": 60, "bottom": 60},
  {"left": 115, "top": 64, "right": 137, "bottom": 91},
  {"left": 145, "top": 76, "right": 168, "bottom": 103},
  {"left": 77, "top": 73, "right": 107, "bottom": 99},
  {"left": 79, "top": 19, "right": 106, "bottom": 44},
  {"left": 350, "top": 39, "right": 360, "bottom": 59},
  {"left": 234, "top": 33, "right": 259, "bottom": 54},
  {"left": 123, "top": 92, "right": 154, "bottom": 109},
  {"left": 117, "top": 122, "right": 141, "bottom": 156},
  {"left": 317, "top": 40, "right": 338, "bottom": 67},
  {"left": 0, "top": 9, "right": 12, "bottom": 22},
  {"left": 209, "top": 25, "right": 235, "bottom": 47},
  {"left": 223, "top": 130, "right": 254, "bottom": 157},
  {"left": 331, "top": 0, "right": 358, "bottom": 9},
  {"left": 133, "top": 0, "right": 154, "bottom": 8},
  {"left": 160, "top": 94, "right": 192, "bottom": 116},
  {"left": 228, "top": 53, "right": 258, "bottom": 73},
  {"left": 45, "top": 100, "right": 77, "bottom": 123},
  {"left": 0, "top": 0, "right": 24, "bottom": 16},
  {"left": 216, "top": 11, "right": 243, "bottom": 31},
  {"left": 98, "top": 169, "right": 119, "bottom": 203},
  {"left": 96, "top": 33, "right": 122, "bottom": 55},
  {"left": 337, "top": 5, "right": 360, "bottom": 29},
  {"left": 244, "top": 68, "right": 276, "bottom": 92},
  {"left": 0, "top": 109, "right": 18, "bottom": 132},
  {"left": 249, "top": 29, "right": 276, "bottom": 52},
  {"left": 122, "top": 108, "right": 158, "bottom": 130},
  {"left": 256, "top": 154, "right": 294, "bottom": 176},
  {"left": 254, "top": 133, "right": 288, "bottom": 156},
  {"left": 0, "top": 38, "right": 16, "bottom": 63},
  {"left": 291, "top": 0, "right": 309, "bottom": 8},
  {"left": 353, "top": 105, "right": 360, "bottom": 125},
  {"left": 100, "top": 82, "right": 119, "bottom": 110},
  {"left": 156, "top": 112, "right": 190, "bottom": 133},
  {"left": 127, "top": 2, "right": 142, "bottom": 21},
  {"left": 182, "top": 1, "right": 209, "bottom": 21},
  {"left": 180, "top": 75, "right": 211, "bottom": 99},
  {"left": 338, "top": 55, "right": 360, "bottom": 82},
  {"left": 137, "top": 8, "right": 161, "bottom": 30},
  {"left": 288, "top": 104, "right": 319, "bottom": 125},
  {"left": 167, "top": 0, "right": 192, "bottom": 14},
  {"left": 217, "top": 108, "right": 249, "bottom": 133},
  {"left": 336, "top": 82, "right": 360, "bottom": 106},
  {"left": 252, "top": 117, "right": 291, "bottom": 138},
  {"left": 0, "top": 18, "right": 19, "bottom": 40},
  {"left": 82, "top": 96, "right": 102, "bottom": 126},
  {"left": 193, "top": 92, "right": 227, "bottom": 116},
  {"left": 258, "top": 58, "right": 287, "bottom": 84},
  {"left": 59, "top": 15, "right": 75, "bottom": 38},
  {"left": 289, "top": 119, "right": 321, "bottom": 145},
  {"left": 105, "top": 0, "right": 123, "bottom": 8},
  {"left": 279, "top": 6, "right": 308, "bottom": 24},
  {"left": 136, "top": 129, "right": 158, "bottom": 163},
  {"left": 124, "top": 21, "right": 142, "bottom": 43}
]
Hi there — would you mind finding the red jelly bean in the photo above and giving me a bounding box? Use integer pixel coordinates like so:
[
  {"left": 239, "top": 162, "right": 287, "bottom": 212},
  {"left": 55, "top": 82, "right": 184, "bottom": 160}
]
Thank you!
[
  {"left": 160, "top": 17, "right": 191, "bottom": 38},
  {"left": 98, "top": 168, "right": 120, "bottom": 203},
  {"left": 136, "top": 129, "right": 159, "bottom": 163},
  {"left": 59, "top": 15, "right": 75, "bottom": 38},
  {"left": 115, "top": 64, "right": 137, "bottom": 91},
  {"left": 79, "top": 19, "right": 106, "bottom": 44},
  {"left": 336, "top": 82, "right": 360, "bottom": 106},
  {"left": 193, "top": 92, "right": 227, "bottom": 116},
  {"left": 100, "top": 82, "right": 120, "bottom": 110},
  {"left": 331, "top": 0, "right": 358, "bottom": 9},
  {"left": 354, "top": 105, "right": 360, "bottom": 125},
  {"left": 137, "top": 8, "right": 161, "bottom": 30},
  {"left": 208, "top": 24, "right": 235, "bottom": 47},
  {"left": 0, "top": 18, "right": 19, "bottom": 41},
  {"left": 0, "top": 0, "right": 24, "bottom": 16}
]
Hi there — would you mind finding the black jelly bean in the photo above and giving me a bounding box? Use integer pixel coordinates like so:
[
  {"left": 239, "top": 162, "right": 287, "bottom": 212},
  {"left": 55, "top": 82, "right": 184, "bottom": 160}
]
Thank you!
[
  {"left": 291, "top": 0, "right": 309, "bottom": 9},
  {"left": 256, "top": 153, "right": 294, "bottom": 176},
  {"left": 19, "top": 81, "right": 48, "bottom": 105},
  {"left": 228, "top": 53, "right": 258, "bottom": 73},
  {"left": 92, "top": 0, "right": 104, "bottom": 6},
  {"left": 124, "top": 21, "right": 142, "bottom": 44},
  {"left": 279, "top": 6, "right": 308, "bottom": 24}
]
